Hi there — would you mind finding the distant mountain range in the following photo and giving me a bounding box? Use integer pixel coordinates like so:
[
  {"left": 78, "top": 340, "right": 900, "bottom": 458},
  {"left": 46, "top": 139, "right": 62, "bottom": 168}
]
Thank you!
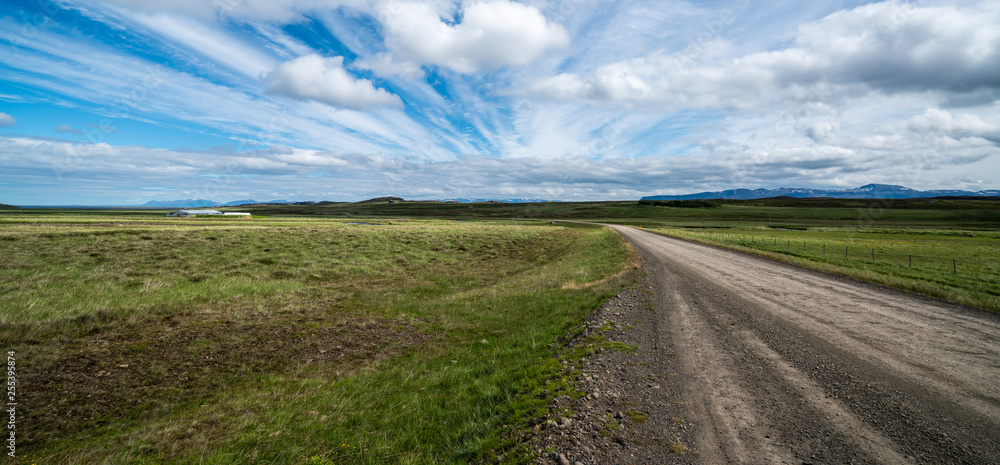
[
  {"left": 139, "top": 199, "right": 295, "bottom": 208},
  {"left": 641, "top": 184, "right": 1000, "bottom": 201}
]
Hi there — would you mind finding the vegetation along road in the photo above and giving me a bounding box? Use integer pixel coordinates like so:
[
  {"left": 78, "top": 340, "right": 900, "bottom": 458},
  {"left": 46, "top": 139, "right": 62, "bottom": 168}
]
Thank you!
[{"left": 606, "top": 224, "right": 1000, "bottom": 464}]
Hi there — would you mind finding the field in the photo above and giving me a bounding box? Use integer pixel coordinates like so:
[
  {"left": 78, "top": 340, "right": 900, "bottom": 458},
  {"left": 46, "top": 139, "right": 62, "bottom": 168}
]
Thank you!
[
  {"left": 0, "top": 214, "right": 633, "bottom": 464},
  {"left": 231, "top": 197, "right": 1000, "bottom": 228},
  {"left": 648, "top": 226, "right": 1000, "bottom": 312},
  {"left": 1, "top": 197, "right": 997, "bottom": 463},
  {"left": 224, "top": 196, "right": 999, "bottom": 312}
]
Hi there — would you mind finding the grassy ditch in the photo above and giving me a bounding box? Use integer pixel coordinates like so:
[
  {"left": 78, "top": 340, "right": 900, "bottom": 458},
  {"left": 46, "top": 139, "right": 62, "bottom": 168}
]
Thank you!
[
  {"left": 1, "top": 217, "right": 633, "bottom": 464},
  {"left": 650, "top": 226, "right": 1000, "bottom": 312}
]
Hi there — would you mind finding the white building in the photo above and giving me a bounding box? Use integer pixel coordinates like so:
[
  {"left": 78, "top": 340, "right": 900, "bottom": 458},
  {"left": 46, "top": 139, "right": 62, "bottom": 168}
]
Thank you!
[{"left": 165, "top": 210, "right": 250, "bottom": 217}]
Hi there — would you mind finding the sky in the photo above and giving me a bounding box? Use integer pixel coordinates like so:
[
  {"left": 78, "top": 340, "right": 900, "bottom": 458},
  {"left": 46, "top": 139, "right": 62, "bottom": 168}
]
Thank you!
[{"left": 1, "top": 0, "right": 999, "bottom": 205}]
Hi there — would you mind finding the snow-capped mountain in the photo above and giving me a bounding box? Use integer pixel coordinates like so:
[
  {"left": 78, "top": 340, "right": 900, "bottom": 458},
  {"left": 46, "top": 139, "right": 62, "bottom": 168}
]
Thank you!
[{"left": 641, "top": 184, "right": 1000, "bottom": 201}]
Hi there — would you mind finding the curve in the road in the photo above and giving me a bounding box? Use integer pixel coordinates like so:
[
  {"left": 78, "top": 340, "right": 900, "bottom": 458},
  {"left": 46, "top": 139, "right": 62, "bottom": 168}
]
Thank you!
[{"left": 609, "top": 225, "right": 1000, "bottom": 464}]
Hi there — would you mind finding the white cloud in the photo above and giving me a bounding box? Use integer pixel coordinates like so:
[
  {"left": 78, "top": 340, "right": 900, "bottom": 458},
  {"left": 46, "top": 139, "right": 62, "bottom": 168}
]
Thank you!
[
  {"left": 0, "top": 112, "right": 15, "bottom": 127},
  {"left": 906, "top": 108, "right": 1000, "bottom": 142},
  {"left": 379, "top": 0, "right": 570, "bottom": 74},
  {"left": 0, "top": 18, "right": 415, "bottom": 154},
  {"left": 263, "top": 54, "right": 403, "bottom": 109},
  {"left": 54, "top": 124, "right": 82, "bottom": 134},
  {"left": 523, "top": 2, "right": 1000, "bottom": 110},
  {"left": 6, "top": 0, "right": 1000, "bottom": 204},
  {"left": 353, "top": 52, "right": 426, "bottom": 80},
  {"left": 251, "top": 24, "right": 317, "bottom": 60},
  {"left": 839, "top": 108, "right": 1000, "bottom": 153},
  {"left": 804, "top": 121, "right": 840, "bottom": 144},
  {"left": 5, "top": 125, "right": 995, "bottom": 205}
]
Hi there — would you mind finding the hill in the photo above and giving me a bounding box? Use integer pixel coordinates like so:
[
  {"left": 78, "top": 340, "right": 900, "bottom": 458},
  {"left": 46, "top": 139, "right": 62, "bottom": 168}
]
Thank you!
[{"left": 0, "top": 203, "right": 19, "bottom": 210}]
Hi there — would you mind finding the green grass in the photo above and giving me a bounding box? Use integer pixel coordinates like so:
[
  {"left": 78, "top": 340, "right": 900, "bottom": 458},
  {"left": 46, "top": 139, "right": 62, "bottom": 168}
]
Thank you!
[
  {"left": 3, "top": 198, "right": 997, "bottom": 462},
  {"left": 1, "top": 216, "right": 633, "bottom": 464},
  {"left": 626, "top": 410, "right": 648, "bottom": 424},
  {"left": 651, "top": 226, "right": 1000, "bottom": 312},
  {"left": 8, "top": 196, "right": 997, "bottom": 228}
]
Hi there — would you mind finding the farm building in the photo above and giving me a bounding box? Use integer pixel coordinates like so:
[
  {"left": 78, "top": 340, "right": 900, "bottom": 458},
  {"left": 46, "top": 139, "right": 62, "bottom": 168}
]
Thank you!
[{"left": 165, "top": 210, "right": 250, "bottom": 217}]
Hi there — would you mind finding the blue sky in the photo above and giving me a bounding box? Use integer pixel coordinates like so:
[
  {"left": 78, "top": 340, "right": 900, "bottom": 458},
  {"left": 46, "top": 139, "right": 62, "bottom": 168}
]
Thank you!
[{"left": 1, "top": 0, "right": 999, "bottom": 205}]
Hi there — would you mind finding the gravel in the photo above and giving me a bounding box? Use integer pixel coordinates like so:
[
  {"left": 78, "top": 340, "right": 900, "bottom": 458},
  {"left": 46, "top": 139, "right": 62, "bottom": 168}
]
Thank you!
[{"left": 515, "top": 225, "right": 1000, "bottom": 465}]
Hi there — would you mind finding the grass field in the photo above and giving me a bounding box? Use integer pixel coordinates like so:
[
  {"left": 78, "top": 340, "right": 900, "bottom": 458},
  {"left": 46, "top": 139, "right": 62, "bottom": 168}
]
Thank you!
[
  {"left": 11, "top": 196, "right": 993, "bottom": 227},
  {"left": 231, "top": 197, "right": 1000, "bottom": 228},
  {"left": 0, "top": 215, "right": 633, "bottom": 464},
  {"left": 1, "top": 198, "right": 997, "bottom": 462},
  {"left": 642, "top": 225, "right": 1000, "bottom": 312}
]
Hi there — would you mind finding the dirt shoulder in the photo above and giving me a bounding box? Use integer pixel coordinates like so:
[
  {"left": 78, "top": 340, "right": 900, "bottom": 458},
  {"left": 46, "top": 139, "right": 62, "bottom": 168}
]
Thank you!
[{"left": 514, "top": 273, "right": 698, "bottom": 464}]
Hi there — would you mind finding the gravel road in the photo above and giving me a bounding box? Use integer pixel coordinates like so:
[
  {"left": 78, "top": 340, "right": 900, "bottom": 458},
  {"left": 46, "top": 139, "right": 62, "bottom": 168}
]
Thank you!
[
  {"left": 612, "top": 225, "right": 1000, "bottom": 464},
  {"left": 530, "top": 226, "right": 1000, "bottom": 464}
]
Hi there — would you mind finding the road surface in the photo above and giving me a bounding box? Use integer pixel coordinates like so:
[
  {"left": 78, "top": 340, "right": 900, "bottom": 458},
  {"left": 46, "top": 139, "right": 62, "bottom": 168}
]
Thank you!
[{"left": 607, "top": 225, "right": 1000, "bottom": 464}]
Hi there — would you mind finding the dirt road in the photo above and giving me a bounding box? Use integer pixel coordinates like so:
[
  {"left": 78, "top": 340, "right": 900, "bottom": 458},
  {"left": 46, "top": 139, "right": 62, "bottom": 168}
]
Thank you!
[{"left": 597, "top": 225, "right": 1000, "bottom": 464}]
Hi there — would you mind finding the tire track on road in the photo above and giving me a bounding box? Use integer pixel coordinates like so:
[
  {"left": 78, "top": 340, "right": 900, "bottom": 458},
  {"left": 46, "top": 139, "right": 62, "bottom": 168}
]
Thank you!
[{"left": 610, "top": 225, "right": 1000, "bottom": 464}]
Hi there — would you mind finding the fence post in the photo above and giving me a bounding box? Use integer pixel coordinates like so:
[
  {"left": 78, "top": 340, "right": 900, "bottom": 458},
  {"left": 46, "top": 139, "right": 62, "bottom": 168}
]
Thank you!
[
  {"left": 954, "top": 258, "right": 957, "bottom": 274},
  {"left": 846, "top": 245, "right": 848, "bottom": 258},
  {"left": 872, "top": 248, "right": 875, "bottom": 261},
  {"left": 823, "top": 243, "right": 826, "bottom": 254}
]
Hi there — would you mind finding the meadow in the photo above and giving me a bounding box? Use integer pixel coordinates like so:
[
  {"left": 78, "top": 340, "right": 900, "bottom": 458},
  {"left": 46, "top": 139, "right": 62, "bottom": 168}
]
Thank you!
[
  {"left": 286, "top": 196, "right": 998, "bottom": 312},
  {"left": 1, "top": 197, "right": 997, "bottom": 463},
  {"left": 647, "top": 226, "right": 1000, "bottom": 312},
  {"left": 0, "top": 214, "right": 633, "bottom": 464},
  {"left": 234, "top": 196, "right": 1000, "bottom": 229}
]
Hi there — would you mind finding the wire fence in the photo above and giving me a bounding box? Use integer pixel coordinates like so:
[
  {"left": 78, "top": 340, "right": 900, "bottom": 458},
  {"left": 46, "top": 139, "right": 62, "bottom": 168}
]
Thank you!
[{"left": 701, "top": 232, "right": 983, "bottom": 276}]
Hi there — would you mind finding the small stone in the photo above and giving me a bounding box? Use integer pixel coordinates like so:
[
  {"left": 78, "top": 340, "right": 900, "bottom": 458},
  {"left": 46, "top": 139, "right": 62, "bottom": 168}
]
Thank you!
[
  {"left": 557, "top": 454, "right": 571, "bottom": 465},
  {"left": 480, "top": 339, "right": 489, "bottom": 344}
]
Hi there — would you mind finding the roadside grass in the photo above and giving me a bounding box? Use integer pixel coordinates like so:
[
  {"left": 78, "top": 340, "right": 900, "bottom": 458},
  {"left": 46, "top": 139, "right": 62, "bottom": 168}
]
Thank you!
[
  {"left": 2, "top": 217, "right": 633, "bottom": 463},
  {"left": 650, "top": 226, "right": 1000, "bottom": 312}
]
